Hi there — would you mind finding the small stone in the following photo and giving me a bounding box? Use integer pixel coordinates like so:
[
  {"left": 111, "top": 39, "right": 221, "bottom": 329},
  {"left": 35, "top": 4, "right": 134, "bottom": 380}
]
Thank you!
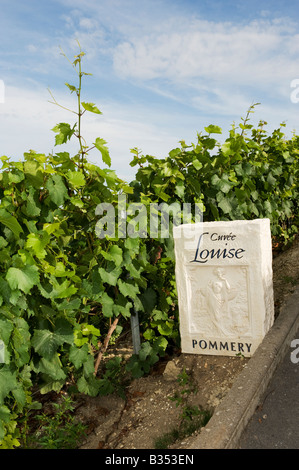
[{"left": 163, "top": 360, "right": 180, "bottom": 381}]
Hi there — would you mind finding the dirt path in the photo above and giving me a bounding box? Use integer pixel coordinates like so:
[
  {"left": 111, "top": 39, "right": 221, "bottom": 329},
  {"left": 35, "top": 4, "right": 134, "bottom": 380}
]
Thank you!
[{"left": 77, "top": 237, "right": 299, "bottom": 450}]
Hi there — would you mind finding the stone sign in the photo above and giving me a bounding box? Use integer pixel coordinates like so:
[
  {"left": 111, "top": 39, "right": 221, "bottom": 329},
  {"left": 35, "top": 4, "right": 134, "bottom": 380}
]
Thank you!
[{"left": 173, "top": 219, "right": 274, "bottom": 357}]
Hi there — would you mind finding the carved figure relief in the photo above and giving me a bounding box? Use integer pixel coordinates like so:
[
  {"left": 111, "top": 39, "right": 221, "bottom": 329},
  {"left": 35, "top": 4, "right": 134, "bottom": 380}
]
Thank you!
[{"left": 187, "top": 265, "right": 251, "bottom": 336}]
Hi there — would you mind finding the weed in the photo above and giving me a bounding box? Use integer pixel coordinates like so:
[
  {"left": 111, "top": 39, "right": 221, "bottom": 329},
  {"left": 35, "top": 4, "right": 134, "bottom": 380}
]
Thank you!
[
  {"left": 28, "top": 395, "right": 88, "bottom": 449},
  {"left": 282, "top": 275, "right": 298, "bottom": 286},
  {"left": 154, "top": 409, "right": 212, "bottom": 449},
  {"left": 154, "top": 368, "right": 212, "bottom": 449}
]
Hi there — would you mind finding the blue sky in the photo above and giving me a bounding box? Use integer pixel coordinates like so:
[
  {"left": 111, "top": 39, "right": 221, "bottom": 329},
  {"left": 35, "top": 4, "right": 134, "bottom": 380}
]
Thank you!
[{"left": 1, "top": 0, "right": 299, "bottom": 181}]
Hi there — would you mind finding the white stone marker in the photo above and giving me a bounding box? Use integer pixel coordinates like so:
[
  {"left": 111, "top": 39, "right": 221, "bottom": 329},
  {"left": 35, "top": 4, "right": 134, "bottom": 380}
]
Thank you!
[{"left": 173, "top": 219, "right": 274, "bottom": 357}]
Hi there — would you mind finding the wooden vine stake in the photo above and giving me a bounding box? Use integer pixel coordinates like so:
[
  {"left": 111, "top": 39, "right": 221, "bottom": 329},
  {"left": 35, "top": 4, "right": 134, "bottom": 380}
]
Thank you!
[{"left": 94, "top": 316, "right": 119, "bottom": 376}]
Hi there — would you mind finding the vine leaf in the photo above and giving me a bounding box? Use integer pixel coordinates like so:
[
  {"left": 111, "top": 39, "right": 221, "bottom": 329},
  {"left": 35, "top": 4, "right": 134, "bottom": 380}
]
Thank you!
[
  {"left": 0, "top": 209, "right": 23, "bottom": 237},
  {"left": 94, "top": 137, "right": 111, "bottom": 167},
  {"left": 81, "top": 102, "right": 102, "bottom": 114},
  {"left": 31, "top": 319, "right": 73, "bottom": 360},
  {"left": 46, "top": 174, "right": 68, "bottom": 206},
  {"left": 117, "top": 279, "right": 140, "bottom": 299},
  {"left": 6, "top": 266, "right": 39, "bottom": 294},
  {"left": 52, "top": 122, "right": 76, "bottom": 146}
]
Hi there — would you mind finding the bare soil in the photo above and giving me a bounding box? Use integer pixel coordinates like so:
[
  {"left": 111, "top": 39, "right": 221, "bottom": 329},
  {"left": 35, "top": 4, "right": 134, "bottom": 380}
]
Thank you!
[{"left": 75, "top": 237, "right": 299, "bottom": 450}]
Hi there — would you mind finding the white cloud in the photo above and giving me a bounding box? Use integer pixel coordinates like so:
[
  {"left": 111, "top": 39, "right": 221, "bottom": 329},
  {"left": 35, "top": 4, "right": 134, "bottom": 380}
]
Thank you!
[
  {"left": 79, "top": 17, "right": 98, "bottom": 30},
  {"left": 0, "top": 84, "right": 185, "bottom": 181},
  {"left": 0, "top": 86, "right": 71, "bottom": 157},
  {"left": 112, "top": 16, "right": 299, "bottom": 90}
]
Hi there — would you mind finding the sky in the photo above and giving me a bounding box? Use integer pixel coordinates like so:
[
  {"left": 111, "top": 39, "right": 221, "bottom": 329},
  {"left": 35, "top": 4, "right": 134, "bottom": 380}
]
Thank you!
[{"left": 0, "top": 0, "right": 299, "bottom": 181}]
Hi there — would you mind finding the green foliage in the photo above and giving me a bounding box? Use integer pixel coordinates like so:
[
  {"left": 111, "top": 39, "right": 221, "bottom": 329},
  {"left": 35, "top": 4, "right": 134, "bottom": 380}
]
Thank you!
[
  {"left": 126, "top": 338, "right": 168, "bottom": 378},
  {"left": 131, "top": 104, "right": 298, "bottom": 244},
  {"left": 97, "top": 357, "right": 127, "bottom": 398},
  {"left": 0, "top": 46, "right": 298, "bottom": 448},
  {"left": 169, "top": 367, "right": 201, "bottom": 422},
  {"left": 0, "top": 47, "right": 129, "bottom": 445}
]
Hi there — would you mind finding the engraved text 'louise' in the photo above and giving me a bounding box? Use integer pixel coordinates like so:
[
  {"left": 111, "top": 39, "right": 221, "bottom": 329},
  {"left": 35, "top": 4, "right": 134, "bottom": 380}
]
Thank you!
[{"left": 191, "top": 232, "right": 245, "bottom": 264}]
